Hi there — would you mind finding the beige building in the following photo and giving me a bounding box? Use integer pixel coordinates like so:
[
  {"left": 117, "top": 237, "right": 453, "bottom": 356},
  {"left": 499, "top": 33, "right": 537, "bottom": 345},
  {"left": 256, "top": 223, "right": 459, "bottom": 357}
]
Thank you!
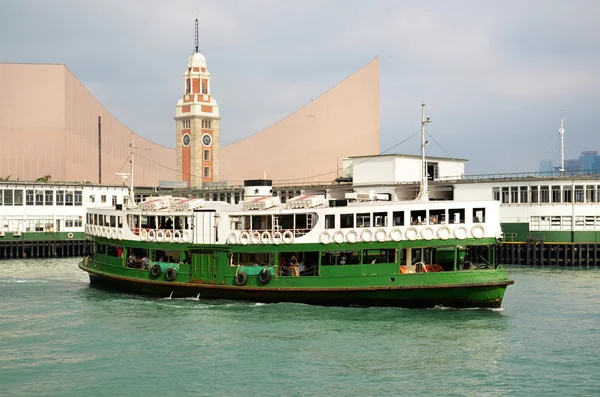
[{"left": 0, "top": 63, "right": 176, "bottom": 186}]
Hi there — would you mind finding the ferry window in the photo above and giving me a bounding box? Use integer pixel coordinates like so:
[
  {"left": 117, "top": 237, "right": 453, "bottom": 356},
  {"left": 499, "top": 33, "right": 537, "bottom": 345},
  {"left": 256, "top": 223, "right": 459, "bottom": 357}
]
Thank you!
[
  {"left": 373, "top": 212, "right": 387, "bottom": 227},
  {"left": 574, "top": 185, "right": 584, "bottom": 203},
  {"left": 540, "top": 186, "right": 550, "bottom": 203},
  {"left": 492, "top": 187, "right": 500, "bottom": 201},
  {"left": 551, "top": 186, "right": 561, "bottom": 203},
  {"left": 110, "top": 216, "right": 116, "bottom": 228},
  {"left": 501, "top": 187, "right": 509, "bottom": 203},
  {"left": 410, "top": 210, "right": 426, "bottom": 225},
  {"left": 426, "top": 162, "right": 439, "bottom": 180},
  {"left": 89, "top": 195, "right": 95, "bottom": 203},
  {"left": 429, "top": 209, "right": 445, "bottom": 224},
  {"left": 411, "top": 248, "right": 422, "bottom": 264},
  {"left": 321, "top": 250, "right": 360, "bottom": 266},
  {"left": 340, "top": 214, "right": 354, "bottom": 228},
  {"left": 44, "top": 190, "right": 53, "bottom": 206},
  {"left": 101, "top": 195, "right": 107, "bottom": 203},
  {"left": 392, "top": 211, "right": 404, "bottom": 226},
  {"left": 25, "top": 190, "right": 34, "bottom": 205},
  {"left": 35, "top": 191, "right": 44, "bottom": 206},
  {"left": 75, "top": 191, "right": 82, "bottom": 206},
  {"left": 520, "top": 186, "right": 528, "bottom": 203},
  {"left": 93, "top": 214, "right": 98, "bottom": 225},
  {"left": 510, "top": 187, "right": 518, "bottom": 203},
  {"left": 362, "top": 249, "right": 396, "bottom": 264},
  {"left": 448, "top": 209, "right": 465, "bottom": 224},
  {"left": 14, "top": 190, "right": 23, "bottom": 206},
  {"left": 473, "top": 208, "right": 485, "bottom": 223},
  {"left": 325, "top": 215, "right": 335, "bottom": 229},
  {"left": 356, "top": 213, "right": 371, "bottom": 228},
  {"left": 3, "top": 189, "right": 12, "bottom": 206},
  {"left": 65, "top": 191, "right": 74, "bottom": 206},
  {"left": 530, "top": 186, "right": 539, "bottom": 203},
  {"left": 586, "top": 186, "right": 595, "bottom": 203}
]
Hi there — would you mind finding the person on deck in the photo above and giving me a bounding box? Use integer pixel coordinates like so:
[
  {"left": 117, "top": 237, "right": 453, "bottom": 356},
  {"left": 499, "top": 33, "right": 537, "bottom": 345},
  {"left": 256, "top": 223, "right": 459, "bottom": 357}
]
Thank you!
[{"left": 288, "top": 255, "right": 299, "bottom": 276}]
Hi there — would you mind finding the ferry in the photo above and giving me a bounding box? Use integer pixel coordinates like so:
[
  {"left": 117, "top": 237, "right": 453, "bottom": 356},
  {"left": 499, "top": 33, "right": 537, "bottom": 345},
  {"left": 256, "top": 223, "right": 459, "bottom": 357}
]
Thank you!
[{"left": 79, "top": 105, "right": 514, "bottom": 308}]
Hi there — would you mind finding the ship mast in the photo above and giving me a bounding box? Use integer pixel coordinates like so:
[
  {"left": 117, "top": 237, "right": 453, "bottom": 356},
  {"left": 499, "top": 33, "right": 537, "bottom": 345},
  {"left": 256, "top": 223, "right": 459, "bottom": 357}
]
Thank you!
[
  {"left": 558, "top": 110, "right": 565, "bottom": 175},
  {"left": 419, "top": 103, "right": 431, "bottom": 201},
  {"left": 129, "top": 133, "right": 136, "bottom": 204}
]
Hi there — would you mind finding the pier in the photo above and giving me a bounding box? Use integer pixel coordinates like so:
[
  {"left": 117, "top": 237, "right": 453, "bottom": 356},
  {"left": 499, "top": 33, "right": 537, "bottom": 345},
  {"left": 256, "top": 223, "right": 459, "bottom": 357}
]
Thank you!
[
  {"left": 0, "top": 239, "right": 91, "bottom": 259},
  {"left": 496, "top": 239, "right": 600, "bottom": 267}
]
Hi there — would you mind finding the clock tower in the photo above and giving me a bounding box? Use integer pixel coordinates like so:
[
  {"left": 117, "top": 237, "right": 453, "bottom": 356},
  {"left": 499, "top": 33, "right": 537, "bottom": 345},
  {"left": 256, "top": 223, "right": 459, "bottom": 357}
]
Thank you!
[{"left": 175, "top": 19, "right": 220, "bottom": 188}]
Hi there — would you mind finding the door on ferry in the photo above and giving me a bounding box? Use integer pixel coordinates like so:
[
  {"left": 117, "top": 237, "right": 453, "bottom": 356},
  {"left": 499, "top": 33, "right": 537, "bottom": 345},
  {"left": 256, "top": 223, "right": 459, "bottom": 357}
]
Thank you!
[{"left": 193, "top": 251, "right": 215, "bottom": 282}]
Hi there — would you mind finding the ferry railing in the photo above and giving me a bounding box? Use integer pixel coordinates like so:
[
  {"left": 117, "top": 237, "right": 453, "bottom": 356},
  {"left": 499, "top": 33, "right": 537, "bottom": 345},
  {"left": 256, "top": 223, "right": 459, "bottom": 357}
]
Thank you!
[{"left": 439, "top": 169, "right": 600, "bottom": 183}]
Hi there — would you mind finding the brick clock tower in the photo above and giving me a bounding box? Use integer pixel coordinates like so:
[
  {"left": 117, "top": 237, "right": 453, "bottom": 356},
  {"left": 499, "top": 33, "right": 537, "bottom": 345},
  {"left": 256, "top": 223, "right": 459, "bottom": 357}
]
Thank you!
[{"left": 175, "top": 20, "right": 220, "bottom": 188}]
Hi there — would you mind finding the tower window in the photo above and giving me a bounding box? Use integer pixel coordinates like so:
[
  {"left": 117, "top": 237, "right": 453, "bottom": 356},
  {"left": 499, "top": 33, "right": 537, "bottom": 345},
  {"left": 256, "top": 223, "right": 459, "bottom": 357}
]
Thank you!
[
  {"left": 202, "top": 120, "right": 212, "bottom": 129},
  {"left": 183, "top": 120, "right": 191, "bottom": 129},
  {"left": 203, "top": 149, "right": 210, "bottom": 161},
  {"left": 204, "top": 166, "right": 211, "bottom": 178}
]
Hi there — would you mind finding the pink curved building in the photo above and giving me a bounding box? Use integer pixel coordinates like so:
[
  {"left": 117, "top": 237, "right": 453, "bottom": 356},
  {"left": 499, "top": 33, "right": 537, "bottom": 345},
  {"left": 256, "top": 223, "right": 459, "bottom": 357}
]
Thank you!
[{"left": 0, "top": 63, "right": 176, "bottom": 186}]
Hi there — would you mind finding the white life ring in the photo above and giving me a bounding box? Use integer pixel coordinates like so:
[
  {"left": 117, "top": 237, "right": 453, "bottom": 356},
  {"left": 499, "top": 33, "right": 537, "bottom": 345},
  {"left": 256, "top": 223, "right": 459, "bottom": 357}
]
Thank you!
[
  {"left": 156, "top": 230, "right": 165, "bottom": 242},
  {"left": 405, "top": 227, "right": 418, "bottom": 241},
  {"left": 333, "top": 230, "right": 344, "bottom": 244},
  {"left": 375, "top": 228, "right": 387, "bottom": 243},
  {"left": 471, "top": 224, "right": 485, "bottom": 239},
  {"left": 165, "top": 230, "right": 173, "bottom": 241},
  {"left": 346, "top": 229, "right": 358, "bottom": 244},
  {"left": 140, "top": 229, "right": 148, "bottom": 241},
  {"left": 182, "top": 231, "right": 191, "bottom": 242},
  {"left": 454, "top": 226, "right": 468, "bottom": 240},
  {"left": 421, "top": 227, "right": 434, "bottom": 241},
  {"left": 94, "top": 226, "right": 100, "bottom": 236},
  {"left": 67, "top": 232, "right": 74, "bottom": 239},
  {"left": 117, "top": 229, "right": 123, "bottom": 240},
  {"left": 282, "top": 230, "right": 294, "bottom": 244},
  {"left": 173, "top": 230, "right": 182, "bottom": 241},
  {"left": 102, "top": 227, "right": 108, "bottom": 238},
  {"left": 437, "top": 226, "right": 450, "bottom": 240},
  {"left": 261, "top": 231, "right": 271, "bottom": 245},
  {"left": 148, "top": 229, "right": 156, "bottom": 241},
  {"left": 390, "top": 228, "right": 402, "bottom": 242},
  {"left": 272, "top": 231, "right": 282, "bottom": 245},
  {"left": 240, "top": 231, "right": 250, "bottom": 245},
  {"left": 320, "top": 231, "right": 331, "bottom": 245},
  {"left": 228, "top": 232, "right": 238, "bottom": 244},
  {"left": 361, "top": 229, "right": 373, "bottom": 242},
  {"left": 111, "top": 228, "right": 118, "bottom": 239},
  {"left": 251, "top": 231, "right": 261, "bottom": 245}
]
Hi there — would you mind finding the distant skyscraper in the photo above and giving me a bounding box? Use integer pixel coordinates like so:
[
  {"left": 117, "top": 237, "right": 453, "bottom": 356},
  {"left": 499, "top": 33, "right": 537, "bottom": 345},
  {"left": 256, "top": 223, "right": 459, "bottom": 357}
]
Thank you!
[{"left": 539, "top": 159, "right": 553, "bottom": 174}]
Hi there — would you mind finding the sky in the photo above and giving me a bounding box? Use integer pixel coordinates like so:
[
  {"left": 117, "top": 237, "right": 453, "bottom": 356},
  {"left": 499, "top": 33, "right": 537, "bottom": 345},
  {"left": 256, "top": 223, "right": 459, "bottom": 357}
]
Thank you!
[{"left": 1, "top": 0, "right": 599, "bottom": 175}]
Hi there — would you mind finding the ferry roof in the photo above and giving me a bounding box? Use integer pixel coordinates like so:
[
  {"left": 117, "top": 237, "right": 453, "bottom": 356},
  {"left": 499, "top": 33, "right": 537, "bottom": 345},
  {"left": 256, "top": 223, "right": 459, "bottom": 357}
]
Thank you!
[{"left": 346, "top": 153, "right": 469, "bottom": 162}]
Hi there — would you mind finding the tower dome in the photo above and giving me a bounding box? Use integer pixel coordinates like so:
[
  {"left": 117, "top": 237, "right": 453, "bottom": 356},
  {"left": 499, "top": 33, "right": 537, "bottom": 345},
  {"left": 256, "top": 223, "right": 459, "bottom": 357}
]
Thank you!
[{"left": 188, "top": 52, "right": 207, "bottom": 68}]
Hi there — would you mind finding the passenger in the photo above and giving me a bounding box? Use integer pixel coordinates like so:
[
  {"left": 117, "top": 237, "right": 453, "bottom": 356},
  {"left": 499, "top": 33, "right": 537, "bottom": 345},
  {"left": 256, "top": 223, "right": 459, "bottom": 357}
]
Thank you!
[
  {"left": 128, "top": 253, "right": 137, "bottom": 266},
  {"left": 431, "top": 216, "right": 438, "bottom": 224},
  {"left": 141, "top": 255, "right": 148, "bottom": 269},
  {"left": 411, "top": 219, "right": 419, "bottom": 225},
  {"left": 252, "top": 259, "right": 259, "bottom": 266},
  {"left": 299, "top": 259, "right": 306, "bottom": 273},
  {"left": 288, "top": 255, "right": 299, "bottom": 276}
]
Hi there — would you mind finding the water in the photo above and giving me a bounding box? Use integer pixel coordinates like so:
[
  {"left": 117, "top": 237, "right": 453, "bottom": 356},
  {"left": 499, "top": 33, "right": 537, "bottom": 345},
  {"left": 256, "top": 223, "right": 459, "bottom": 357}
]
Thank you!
[{"left": 1, "top": 260, "right": 600, "bottom": 397}]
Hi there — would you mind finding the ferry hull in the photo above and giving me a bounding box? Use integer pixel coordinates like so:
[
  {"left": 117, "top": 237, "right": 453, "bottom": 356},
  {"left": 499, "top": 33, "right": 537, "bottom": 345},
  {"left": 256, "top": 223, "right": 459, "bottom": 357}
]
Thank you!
[{"left": 83, "top": 265, "right": 512, "bottom": 309}]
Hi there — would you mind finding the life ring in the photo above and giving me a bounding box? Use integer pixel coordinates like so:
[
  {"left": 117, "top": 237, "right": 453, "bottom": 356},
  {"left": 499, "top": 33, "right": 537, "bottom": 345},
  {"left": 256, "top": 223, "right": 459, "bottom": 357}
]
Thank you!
[
  {"left": 173, "top": 230, "right": 182, "bottom": 241},
  {"left": 320, "top": 231, "right": 331, "bottom": 245},
  {"left": 261, "top": 231, "right": 271, "bottom": 245},
  {"left": 100, "top": 227, "right": 105, "bottom": 237},
  {"left": 361, "top": 229, "right": 373, "bottom": 242},
  {"left": 345, "top": 229, "right": 358, "bottom": 244},
  {"left": 257, "top": 269, "right": 271, "bottom": 285},
  {"left": 84, "top": 225, "right": 89, "bottom": 234},
  {"left": 240, "top": 231, "right": 250, "bottom": 245},
  {"left": 471, "top": 224, "right": 485, "bottom": 239},
  {"left": 272, "top": 231, "right": 282, "bottom": 245},
  {"left": 234, "top": 272, "right": 248, "bottom": 286},
  {"left": 282, "top": 230, "right": 294, "bottom": 244},
  {"left": 156, "top": 230, "right": 165, "bottom": 242},
  {"left": 414, "top": 262, "right": 427, "bottom": 273},
  {"left": 454, "top": 226, "right": 468, "bottom": 240},
  {"left": 182, "top": 231, "right": 190, "bottom": 242},
  {"left": 405, "top": 227, "right": 418, "bottom": 241},
  {"left": 228, "top": 232, "right": 238, "bottom": 245},
  {"left": 421, "top": 227, "right": 434, "bottom": 241},
  {"left": 333, "top": 230, "right": 344, "bottom": 244},
  {"left": 437, "top": 226, "right": 450, "bottom": 240},
  {"left": 251, "top": 231, "right": 261, "bottom": 245},
  {"left": 140, "top": 229, "right": 148, "bottom": 241},
  {"left": 150, "top": 264, "right": 161, "bottom": 278},
  {"left": 165, "top": 267, "right": 177, "bottom": 281},
  {"left": 165, "top": 230, "right": 173, "bottom": 241},
  {"left": 148, "top": 229, "right": 156, "bottom": 241},
  {"left": 117, "top": 229, "right": 123, "bottom": 240},
  {"left": 67, "top": 232, "right": 74, "bottom": 239},
  {"left": 390, "top": 228, "right": 402, "bottom": 242},
  {"left": 111, "top": 229, "right": 118, "bottom": 239},
  {"left": 375, "top": 229, "right": 387, "bottom": 243}
]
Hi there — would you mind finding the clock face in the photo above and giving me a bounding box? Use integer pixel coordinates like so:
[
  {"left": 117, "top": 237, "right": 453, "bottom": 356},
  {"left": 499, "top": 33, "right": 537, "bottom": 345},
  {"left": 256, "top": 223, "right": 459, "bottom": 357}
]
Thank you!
[
  {"left": 202, "top": 134, "right": 212, "bottom": 147},
  {"left": 182, "top": 133, "right": 191, "bottom": 147}
]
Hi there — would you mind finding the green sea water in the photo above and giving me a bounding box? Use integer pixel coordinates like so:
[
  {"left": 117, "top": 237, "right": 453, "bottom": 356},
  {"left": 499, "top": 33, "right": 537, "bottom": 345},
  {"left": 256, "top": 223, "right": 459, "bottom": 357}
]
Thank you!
[{"left": 1, "top": 259, "right": 599, "bottom": 397}]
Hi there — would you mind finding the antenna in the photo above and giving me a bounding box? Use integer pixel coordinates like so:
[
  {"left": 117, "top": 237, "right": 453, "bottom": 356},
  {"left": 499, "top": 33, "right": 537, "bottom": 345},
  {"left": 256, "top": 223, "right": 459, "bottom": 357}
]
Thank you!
[
  {"left": 195, "top": 18, "right": 199, "bottom": 53},
  {"left": 558, "top": 110, "right": 565, "bottom": 174},
  {"left": 129, "top": 133, "right": 137, "bottom": 203},
  {"left": 419, "top": 103, "right": 432, "bottom": 201}
]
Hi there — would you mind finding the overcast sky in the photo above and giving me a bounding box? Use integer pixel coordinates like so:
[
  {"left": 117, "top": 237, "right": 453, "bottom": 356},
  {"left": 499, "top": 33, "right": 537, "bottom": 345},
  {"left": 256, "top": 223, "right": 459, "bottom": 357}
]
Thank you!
[{"left": 2, "top": 0, "right": 599, "bottom": 174}]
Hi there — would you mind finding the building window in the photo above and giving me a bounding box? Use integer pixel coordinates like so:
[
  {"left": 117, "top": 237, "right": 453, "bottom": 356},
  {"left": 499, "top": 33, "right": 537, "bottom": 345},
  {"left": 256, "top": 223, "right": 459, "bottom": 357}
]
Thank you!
[
  {"left": 202, "top": 120, "right": 212, "bottom": 129},
  {"left": 520, "top": 186, "right": 528, "bottom": 203},
  {"left": 586, "top": 185, "right": 595, "bottom": 203},
  {"left": 35, "top": 191, "right": 44, "bottom": 206},
  {"left": 26, "top": 190, "right": 34, "bottom": 205},
  {"left": 510, "top": 187, "right": 518, "bottom": 203},
  {"left": 201, "top": 80, "right": 207, "bottom": 94},
  {"left": 14, "top": 190, "right": 23, "bottom": 206},
  {"left": 74, "top": 191, "right": 82, "bottom": 206},
  {"left": 89, "top": 195, "right": 95, "bottom": 203},
  {"left": 45, "top": 190, "right": 53, "bottom": 205},
  {"left": 551, "top": 186, "right": 561, "bottom": 203},
  {"left": 574, "top": 185, "right": 584, "bottom": 203},
  {"left": 203, "top": 149, "right": 210, "bottom": 161},
  {"left": 563, "top": 186, "right": 572, "bottom": 203},
  {"left": 540, "top": 186, "right": 550, "bottom": 203},
  {"left": 204, "top": 166, "right": 211, "bottom": 178},
  {"left": 56, "top": 190, "right": 64, "bottom": 205},
  {"left": 101, "top": 195, "right": 107, "bottom": 203},
  {"left": 3, "top": 189, "right": 12, "bottom": 206},
  {"left": 65, "top": 191, "right": 74, "bottom": 206},
  {"left": 183, "top": 120, "right": 191, "bottom": 129},
  {"left": 501, "top": 187, "right": 509, "bottom": 204},
  {"left": 530, "top": 186, "right": 538, "bottom": 203},
  {"left": 112, "top": 196, "right": 117, "bottom": 206},
  {"left": 492, "top": 187, "right": 500, "bottom": 201}
]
